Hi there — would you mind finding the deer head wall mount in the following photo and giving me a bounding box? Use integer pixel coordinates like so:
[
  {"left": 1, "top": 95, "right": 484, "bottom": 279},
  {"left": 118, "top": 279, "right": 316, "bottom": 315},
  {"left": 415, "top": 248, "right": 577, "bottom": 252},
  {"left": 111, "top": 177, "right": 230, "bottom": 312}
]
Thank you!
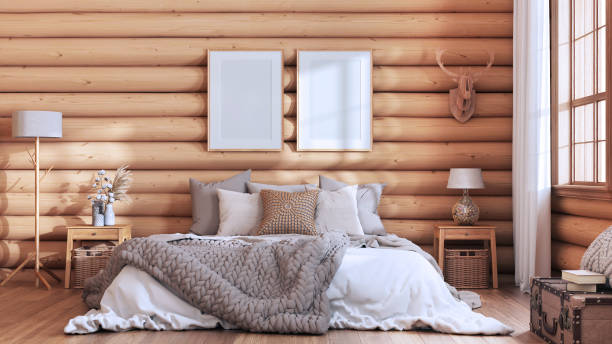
[{"left": 436, "top": 50, "right": 495, "bottom": 123}]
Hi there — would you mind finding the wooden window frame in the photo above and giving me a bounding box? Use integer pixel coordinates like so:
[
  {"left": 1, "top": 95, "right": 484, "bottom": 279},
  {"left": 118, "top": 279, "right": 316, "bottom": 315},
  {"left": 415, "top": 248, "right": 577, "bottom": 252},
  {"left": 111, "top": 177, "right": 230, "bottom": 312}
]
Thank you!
[{"left": 551, "top": 0, "right": 612, "bottom": 200}]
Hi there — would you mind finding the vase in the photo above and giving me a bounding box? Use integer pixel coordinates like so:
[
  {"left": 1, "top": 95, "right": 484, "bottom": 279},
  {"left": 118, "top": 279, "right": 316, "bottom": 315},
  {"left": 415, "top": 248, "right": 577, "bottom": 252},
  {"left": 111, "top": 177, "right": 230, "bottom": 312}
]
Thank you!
[
  {"left": 92, "top": 201, "right": 105, "bottom": 227},
  {"left": 104, "top": 203, "right": 115, "bottom": 226},
  {"left": 451, "top": 194, "right": 480, "bottom": 226}
]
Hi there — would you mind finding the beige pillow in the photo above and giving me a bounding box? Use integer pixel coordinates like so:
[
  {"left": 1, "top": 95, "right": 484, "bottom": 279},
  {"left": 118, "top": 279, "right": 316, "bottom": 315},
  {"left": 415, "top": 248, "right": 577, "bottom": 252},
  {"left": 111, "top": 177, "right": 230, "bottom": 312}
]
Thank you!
[
  {"left": 258, "top": 189, "right": 319, "bottom": 236},
  {"left": 216, "top": 189, "right": 263, "bottom": 236},
  {"left": 315, "top": 185, "right": 364, "bottom": 235}
]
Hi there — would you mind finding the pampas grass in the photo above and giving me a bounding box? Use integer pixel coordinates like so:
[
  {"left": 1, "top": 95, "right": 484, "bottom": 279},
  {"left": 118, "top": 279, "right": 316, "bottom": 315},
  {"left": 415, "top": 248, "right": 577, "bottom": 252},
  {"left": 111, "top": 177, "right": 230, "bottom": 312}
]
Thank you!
[{"left": 110, "top": 165, "right": 133, "bottom": 203}]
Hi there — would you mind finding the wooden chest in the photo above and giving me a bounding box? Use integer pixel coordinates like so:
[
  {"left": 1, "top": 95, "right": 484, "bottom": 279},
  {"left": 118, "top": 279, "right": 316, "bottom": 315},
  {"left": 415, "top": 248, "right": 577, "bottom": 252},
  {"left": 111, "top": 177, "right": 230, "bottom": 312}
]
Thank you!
[{"left": 530, "top": 277, "right": 612, "bottom": 344}]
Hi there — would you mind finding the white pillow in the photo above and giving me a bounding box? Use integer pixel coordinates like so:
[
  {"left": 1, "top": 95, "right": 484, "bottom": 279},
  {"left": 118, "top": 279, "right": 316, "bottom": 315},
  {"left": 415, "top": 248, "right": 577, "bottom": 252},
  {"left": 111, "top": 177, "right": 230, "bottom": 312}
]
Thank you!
[
  {"left": 216, "top": 189, "right": 263, "bottom": 236},
  {"left": 315, "top": 185, "right": 364, "bottom": 236}
]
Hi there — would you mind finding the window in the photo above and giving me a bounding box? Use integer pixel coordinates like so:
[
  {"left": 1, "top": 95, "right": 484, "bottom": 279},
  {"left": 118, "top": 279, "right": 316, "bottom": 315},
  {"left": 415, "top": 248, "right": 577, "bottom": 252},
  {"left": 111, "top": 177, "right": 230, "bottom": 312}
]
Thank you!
[{"left": 552, "top": 0, "right": 611, "bottom": 196}]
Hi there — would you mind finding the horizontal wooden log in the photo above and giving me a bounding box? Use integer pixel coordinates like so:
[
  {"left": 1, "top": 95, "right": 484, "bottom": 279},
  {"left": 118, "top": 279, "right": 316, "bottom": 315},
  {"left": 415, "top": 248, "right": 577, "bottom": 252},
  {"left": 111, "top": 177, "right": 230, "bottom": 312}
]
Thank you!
[
  {"left": 373, "top": 93, "right": 513, "bottom": 117},
  {"left": 421, "top": 244, "right": 514, "bottom": 274},
  {"left": 0, "top": 216, "right": 514, "bottom": 245},
  {"left": 551, "top": 213, "right": 612, "bottom": 247},
  {"left": 0, "top": 13, "right": 513, "bottom": 38},
  {"left": 384, "top": 220, "right": 513, "bottom": 246},
  {"left": 0, "top": 67, "right": 206, "bottom": 93},
  {"left": 0, "top": 117, "right": 205, "bottom": 142},
  {"left": 373, "top": 66, "right": 512, "bottom": 93},
  {"left": 0, "top": 38, "right": 513, "bottom": 66},
  {"left": 0, "top": 240, "right": 65, "bottom": 269},
  {"left": 0, "top": 216, "right": 192, "bottom": 241},
  {"left": 378, "top": 195, "right": 512, "bottom": 220},
  {"left": 0, "top": 241, "right": 515, "bottom": 272},
  {"left": 551, "top": 241, "right": 585, "bottom": 271},
  {"left": 0, "top": 92, "right": 512, "bottom": 118},
  {"left": 371, "top": 117, "right": 512, "bottom": 142},
  {"left": 0, "top": 142, "right": 512, "bottom": 170},
  {"left": 552, "top": 196, "right": 612, "bottom": 220},
  {"left": 0, "top": 193, "right": 512, "bottom": 219},
  {"left": 0, "top": 170, "right": 512, "bottom": 196},
  {"left": 0, "top": 66, "right": 511, "bottom": 93},
  {"left": 0, "top": 93, "right": 207, "bottom": 118},
  {"left": 0, "top": 0, "right": 513, "bottom": 13},
  {"left": 0, "top": 117, "right": 512, "bottom": 143}
]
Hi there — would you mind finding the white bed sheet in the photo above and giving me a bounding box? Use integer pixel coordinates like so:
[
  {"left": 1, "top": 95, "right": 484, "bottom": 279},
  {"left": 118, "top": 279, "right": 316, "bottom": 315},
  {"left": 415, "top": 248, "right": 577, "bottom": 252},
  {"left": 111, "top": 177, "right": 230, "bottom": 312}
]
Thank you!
[{"left": 65, "top": 241, "right": 512, "bottom": 335}]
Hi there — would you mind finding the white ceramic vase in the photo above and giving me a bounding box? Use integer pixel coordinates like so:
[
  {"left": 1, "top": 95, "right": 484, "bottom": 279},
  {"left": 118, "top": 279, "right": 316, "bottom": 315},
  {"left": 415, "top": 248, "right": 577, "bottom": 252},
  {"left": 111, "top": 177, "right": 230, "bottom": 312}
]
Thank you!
[{"left": 104, "top": 203, "right": 115, "bottom": 226}]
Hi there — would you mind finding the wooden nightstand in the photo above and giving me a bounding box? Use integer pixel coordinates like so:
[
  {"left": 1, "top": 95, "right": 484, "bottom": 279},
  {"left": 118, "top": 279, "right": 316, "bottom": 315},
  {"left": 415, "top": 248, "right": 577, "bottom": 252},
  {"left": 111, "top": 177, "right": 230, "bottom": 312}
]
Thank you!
[
  {"left": 64, "top": 225, "right": 132, "bottom": 288},
  {"left": 434, "top": 225, "right": 498, "bottom": 288}
]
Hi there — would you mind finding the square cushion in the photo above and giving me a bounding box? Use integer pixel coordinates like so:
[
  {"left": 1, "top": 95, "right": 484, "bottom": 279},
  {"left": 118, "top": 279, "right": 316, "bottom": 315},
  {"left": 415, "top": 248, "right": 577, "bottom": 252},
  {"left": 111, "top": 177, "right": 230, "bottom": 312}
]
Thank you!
[
  {"left": 189, "top": 170, "right": 251, "bottom": 235},
  {"left": 315, "top": 185, "right": 364, "bottom": 235},
  {"left": 216, "top": 189, "right": 263, "bottom": 236},
  {"left": 319, "top": 175, "right": 386, "bottom": 235},
  {"left": 247, "top": 182, "right": 317, "bottom": 193},
  {"left": 257, "top": 189, "right": 319, "bottom": 236}
]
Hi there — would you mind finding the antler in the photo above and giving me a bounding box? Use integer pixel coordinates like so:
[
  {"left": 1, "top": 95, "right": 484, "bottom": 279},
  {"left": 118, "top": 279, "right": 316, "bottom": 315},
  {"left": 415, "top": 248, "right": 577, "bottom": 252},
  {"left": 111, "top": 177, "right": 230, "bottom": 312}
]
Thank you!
[
  {"left": 436, "top": 49, "right": 459, "bottom": 81},
  {"left": 472, "top": 50, "right": 495, "bottom": 81}
]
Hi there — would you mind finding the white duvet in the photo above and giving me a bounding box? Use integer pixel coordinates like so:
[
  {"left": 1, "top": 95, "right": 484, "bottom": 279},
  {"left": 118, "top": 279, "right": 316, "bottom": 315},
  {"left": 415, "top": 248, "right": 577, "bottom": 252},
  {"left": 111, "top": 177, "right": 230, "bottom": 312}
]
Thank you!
[{"left": 65, "top": 239, "right": 512, "bottom": 335}]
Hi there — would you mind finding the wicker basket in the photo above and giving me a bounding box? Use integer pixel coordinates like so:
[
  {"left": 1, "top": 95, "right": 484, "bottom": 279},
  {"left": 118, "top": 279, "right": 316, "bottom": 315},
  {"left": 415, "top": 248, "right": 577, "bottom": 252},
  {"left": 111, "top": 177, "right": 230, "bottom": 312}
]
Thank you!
[
  {"left": 72, "top": 244, "right": 114, "bottom": 288},
  {"left": 444, "top": 247, "right": 489, "bottom": 289}
]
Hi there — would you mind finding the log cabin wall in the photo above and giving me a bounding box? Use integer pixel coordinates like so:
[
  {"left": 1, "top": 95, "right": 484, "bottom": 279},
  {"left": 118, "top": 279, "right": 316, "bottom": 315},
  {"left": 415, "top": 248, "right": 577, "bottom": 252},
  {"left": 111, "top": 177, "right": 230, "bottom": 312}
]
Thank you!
[
  {"left": 0, "top": 0, "right": 514, "bottom": 273},
  {"left": 552, "top": 198, "right": 612, "bottom": 270}
]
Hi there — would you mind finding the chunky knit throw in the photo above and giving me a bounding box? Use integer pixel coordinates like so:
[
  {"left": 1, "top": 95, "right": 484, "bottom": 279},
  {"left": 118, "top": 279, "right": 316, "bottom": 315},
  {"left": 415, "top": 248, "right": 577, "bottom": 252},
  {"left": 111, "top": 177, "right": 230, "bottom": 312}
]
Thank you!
[
  {"left": 581, "top": 225, "right": 612, "bottom": 287},
  {"left": 82, "top": 233, "right": 348, "bottom": 334}
]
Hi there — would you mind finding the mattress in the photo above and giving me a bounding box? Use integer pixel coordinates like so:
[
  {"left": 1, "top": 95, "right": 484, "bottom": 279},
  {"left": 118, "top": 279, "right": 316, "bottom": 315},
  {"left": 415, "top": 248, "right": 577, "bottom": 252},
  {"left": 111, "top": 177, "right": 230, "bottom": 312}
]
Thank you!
[{"left": 65, "top": 235, "right": 512, "bottom": 335}]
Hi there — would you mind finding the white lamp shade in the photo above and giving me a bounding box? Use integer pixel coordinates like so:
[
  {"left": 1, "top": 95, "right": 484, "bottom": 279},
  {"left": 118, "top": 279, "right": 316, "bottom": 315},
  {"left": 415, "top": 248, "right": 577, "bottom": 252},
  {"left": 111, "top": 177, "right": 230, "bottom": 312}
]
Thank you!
[
  {"left": 447, "top": 168, "right": 485, "bottom": 189},
  {"left": 12, "top": 111, "right": 62, "bottom": 138}
]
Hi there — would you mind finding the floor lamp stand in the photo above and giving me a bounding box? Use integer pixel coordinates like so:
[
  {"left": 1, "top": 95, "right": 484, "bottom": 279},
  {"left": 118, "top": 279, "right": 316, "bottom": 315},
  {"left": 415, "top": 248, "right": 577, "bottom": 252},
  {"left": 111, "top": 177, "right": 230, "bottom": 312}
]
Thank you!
[{"left": 0, "top": 137, "right": 61, "bottom": 289}]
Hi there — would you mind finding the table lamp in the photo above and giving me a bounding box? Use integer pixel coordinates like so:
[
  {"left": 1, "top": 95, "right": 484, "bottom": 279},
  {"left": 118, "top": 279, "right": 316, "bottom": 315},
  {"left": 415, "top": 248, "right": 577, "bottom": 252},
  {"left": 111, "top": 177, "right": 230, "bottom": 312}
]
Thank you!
[
  {"left": 447, "top": 168, "right": 485, "bottom": 225},
  {"left": 0, "top": 111, "right": 63, "bottom": 289}
]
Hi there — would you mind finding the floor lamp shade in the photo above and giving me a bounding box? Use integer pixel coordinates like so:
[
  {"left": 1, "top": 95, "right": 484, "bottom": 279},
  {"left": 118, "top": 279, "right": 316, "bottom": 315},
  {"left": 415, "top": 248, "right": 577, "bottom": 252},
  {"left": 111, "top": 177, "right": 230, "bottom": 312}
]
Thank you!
[{"left": 12, "top": 111, "right": 62, "bottom": 138}]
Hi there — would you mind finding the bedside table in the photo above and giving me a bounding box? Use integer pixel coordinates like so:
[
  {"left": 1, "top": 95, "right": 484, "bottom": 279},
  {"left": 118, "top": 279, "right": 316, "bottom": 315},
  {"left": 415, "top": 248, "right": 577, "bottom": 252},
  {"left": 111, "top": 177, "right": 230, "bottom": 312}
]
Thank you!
[
  {"left": 64, "top": 225, "right": 132, "bottom": 288},
  {"left": 434, "top": 225, "right": 498, "bottom": 288}
]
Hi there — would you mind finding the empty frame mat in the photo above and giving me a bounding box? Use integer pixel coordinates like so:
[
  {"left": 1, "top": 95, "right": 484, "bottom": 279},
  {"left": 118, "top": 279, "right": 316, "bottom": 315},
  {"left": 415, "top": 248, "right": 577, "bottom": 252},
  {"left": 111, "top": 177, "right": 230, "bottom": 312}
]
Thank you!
[
  {"left": 297, "top": 51, "right": 372, "bottom": 151},
  {"left": 208, "top": 50, "right": 283, "bottom": 151}
]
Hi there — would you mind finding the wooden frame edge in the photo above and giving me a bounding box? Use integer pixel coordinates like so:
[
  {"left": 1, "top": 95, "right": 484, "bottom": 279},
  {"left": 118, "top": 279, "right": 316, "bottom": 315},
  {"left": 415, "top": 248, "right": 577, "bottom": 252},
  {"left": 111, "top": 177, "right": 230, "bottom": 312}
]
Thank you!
[
  {"left": 206, "top": 49, "right": 284, "bottom": 152},
  {"left": 296, "top": 49, "right": 373, "bottom": 152}
]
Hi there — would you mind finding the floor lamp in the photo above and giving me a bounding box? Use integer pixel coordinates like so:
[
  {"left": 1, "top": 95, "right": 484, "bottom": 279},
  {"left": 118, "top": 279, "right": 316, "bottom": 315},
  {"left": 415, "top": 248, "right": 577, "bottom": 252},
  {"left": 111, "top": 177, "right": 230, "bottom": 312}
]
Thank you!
[{"left": 0, "top": 111, "right": 63, "bottom": 290}]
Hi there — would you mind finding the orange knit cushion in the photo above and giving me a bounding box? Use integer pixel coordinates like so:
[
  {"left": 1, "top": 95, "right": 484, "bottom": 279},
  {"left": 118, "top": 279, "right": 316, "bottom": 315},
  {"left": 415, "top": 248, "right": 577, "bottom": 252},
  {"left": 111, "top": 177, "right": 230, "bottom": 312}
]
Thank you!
[{"left": 257, "top": 189, "right": 320, "bottom": 236}]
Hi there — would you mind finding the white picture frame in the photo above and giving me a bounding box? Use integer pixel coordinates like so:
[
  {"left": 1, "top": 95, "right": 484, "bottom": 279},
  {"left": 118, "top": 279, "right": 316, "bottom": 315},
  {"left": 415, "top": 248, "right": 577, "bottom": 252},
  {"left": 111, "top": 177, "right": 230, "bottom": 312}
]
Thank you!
[
  {"left": 208, "top": 50, "right": 283, "bottom": 151},
  {"left": 297, "top": 50, "right": 372, "bottom": 151}
]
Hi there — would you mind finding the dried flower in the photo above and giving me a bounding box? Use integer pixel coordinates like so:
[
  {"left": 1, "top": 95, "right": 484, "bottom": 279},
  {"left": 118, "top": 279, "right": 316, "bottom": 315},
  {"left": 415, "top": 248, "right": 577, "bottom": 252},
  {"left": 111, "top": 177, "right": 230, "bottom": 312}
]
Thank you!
[{"left": 87, "top": 165, "right": 131, "bottom": 205}]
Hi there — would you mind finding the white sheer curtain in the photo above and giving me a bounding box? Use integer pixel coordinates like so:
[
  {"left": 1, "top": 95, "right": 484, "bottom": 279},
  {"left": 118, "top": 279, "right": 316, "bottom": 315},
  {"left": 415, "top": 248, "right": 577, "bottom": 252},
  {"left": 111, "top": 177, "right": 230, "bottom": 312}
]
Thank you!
[{"left": 513, "top": 0, "right": 552, "bottom": 292}]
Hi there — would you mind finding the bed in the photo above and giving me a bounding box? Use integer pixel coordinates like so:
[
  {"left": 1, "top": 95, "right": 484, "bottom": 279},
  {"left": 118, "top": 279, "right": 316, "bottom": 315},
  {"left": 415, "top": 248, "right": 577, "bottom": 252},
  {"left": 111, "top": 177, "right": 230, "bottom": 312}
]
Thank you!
[{"left": 65, "top": 233, "right": 512, "bottom": 335}]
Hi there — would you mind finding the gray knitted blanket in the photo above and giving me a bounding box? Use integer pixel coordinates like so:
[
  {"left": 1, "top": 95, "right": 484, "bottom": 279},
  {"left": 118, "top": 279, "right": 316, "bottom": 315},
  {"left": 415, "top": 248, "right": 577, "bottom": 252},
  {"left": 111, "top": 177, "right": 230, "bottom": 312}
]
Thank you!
[
  {"left": 82, "top": 232, "right": 349, "bottom": 334},
  {"left": 581, "top": 225, "right": 612, "bottom": 287}
]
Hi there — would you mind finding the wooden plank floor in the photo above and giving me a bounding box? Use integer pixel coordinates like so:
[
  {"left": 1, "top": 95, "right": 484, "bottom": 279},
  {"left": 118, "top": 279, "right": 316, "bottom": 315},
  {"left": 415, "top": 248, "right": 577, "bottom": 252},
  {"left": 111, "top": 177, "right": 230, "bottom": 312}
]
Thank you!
[{"left": 0, "top": 271, "right": 544, "bottom": 344}]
